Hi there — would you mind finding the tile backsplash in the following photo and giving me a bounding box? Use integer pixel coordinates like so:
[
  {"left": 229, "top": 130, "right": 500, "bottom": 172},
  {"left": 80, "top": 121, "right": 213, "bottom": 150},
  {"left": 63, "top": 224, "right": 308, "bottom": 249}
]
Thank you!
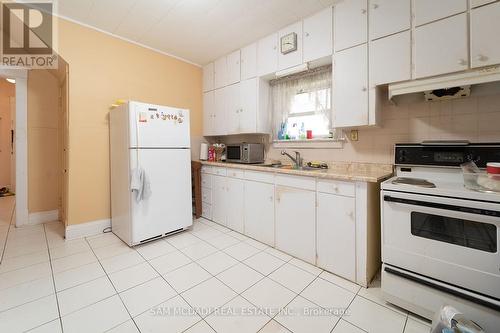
[{"left": 204, "top": 89, "right": 500, "bottom": 165}]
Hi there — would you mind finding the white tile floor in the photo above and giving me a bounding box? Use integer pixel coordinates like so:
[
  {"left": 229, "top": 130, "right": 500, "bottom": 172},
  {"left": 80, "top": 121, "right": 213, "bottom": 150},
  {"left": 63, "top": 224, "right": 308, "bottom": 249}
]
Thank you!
[{"left": 0, "top": 197, "right": 432, "bottom": 333}]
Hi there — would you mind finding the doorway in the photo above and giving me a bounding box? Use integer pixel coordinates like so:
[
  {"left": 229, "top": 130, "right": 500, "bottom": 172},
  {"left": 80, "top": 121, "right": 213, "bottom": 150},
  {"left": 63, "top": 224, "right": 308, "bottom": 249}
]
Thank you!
[{"left": 0, "top": 79, "right": 15, "bottom": 197}]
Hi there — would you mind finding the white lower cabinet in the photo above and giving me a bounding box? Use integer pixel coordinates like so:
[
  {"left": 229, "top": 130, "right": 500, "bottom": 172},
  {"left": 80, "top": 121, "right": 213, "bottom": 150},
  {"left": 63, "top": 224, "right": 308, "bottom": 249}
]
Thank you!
[
  {"left": 317, "top": 192, "right": 356, "bottom": 281},
  {"left": 211, "top": 175, "right": 227, "bottom": 226},
  {"left": 275, "top": 185, "right": 316, "bottom": 264},
  {"left": 244, "top": 180, "right": 275, "bottom": 246},
  {"left": 226, "top": 177, "right": 245, "bottom": 233},
  {"left": 200, "top": 166, "right": 380, "bottom": 287}
]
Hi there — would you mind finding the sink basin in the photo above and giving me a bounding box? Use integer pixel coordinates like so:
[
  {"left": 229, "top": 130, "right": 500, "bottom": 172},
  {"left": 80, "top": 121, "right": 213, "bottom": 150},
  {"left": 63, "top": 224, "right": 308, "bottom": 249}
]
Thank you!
[{"left": 257, "top": 164, "right": 326, "bottom": 171}]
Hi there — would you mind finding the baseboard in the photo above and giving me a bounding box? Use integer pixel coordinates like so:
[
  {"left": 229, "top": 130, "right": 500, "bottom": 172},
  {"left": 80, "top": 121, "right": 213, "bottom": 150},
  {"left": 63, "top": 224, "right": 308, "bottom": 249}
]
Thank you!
[
  {"left": 28, "top": 210, "right": 59, "bottom": 225},
  {"left": 65, "top": 218, "right": 111, "bottom": 240}
]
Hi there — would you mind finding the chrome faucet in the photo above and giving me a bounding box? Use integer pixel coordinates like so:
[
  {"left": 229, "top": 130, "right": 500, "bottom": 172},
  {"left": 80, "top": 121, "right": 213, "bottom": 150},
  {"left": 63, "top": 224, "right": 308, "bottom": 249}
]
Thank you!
[{"left": 281, "top": 150, "right": 302, "bottom": 169}]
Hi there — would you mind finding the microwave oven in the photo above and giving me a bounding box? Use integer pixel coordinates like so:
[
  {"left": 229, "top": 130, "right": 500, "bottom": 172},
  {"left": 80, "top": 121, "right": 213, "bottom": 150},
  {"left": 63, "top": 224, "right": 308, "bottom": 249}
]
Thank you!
[{"left": 226, "top": 143, "right": 264, "bottom": 164}]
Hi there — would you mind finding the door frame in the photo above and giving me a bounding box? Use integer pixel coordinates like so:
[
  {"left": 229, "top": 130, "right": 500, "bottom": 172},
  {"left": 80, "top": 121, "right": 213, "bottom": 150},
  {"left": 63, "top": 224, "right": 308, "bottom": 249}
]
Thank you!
[{"left": 0, "top": 67, "right": 28, "bottom": 227}]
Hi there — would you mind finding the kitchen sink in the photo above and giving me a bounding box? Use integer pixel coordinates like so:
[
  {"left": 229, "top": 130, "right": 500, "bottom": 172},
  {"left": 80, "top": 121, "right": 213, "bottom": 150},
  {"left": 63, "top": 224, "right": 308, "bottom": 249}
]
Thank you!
[{"left": 257, "top": 164, "right": 326, "bottom": 171}]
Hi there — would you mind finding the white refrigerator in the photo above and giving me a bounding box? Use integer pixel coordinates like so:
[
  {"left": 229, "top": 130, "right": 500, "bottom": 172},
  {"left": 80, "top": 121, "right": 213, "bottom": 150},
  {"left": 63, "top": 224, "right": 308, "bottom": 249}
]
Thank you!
[{"left": 110, "top": 101, "right": 192, "bottom": 246}]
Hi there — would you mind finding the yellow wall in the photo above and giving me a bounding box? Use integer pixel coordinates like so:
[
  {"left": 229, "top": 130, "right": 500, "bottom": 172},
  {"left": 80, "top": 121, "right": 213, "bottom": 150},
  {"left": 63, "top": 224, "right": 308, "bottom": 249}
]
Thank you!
[
  {"left": 57, "top": 19, "right": 202, "bottom": 226},
  {"left": 27, "top": 70, "right": 60, "bottom": 213},
  {"left": 0, "top": 80, "right": 15, "bottom": 187}
]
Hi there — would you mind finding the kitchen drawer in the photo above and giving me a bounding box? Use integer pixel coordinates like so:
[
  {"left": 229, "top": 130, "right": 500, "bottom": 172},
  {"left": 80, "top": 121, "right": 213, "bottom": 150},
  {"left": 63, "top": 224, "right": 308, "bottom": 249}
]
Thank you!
[
  {"left": 201, "top": 166, "right": 214, "bottom": 174},
  {"left": 226, "top": 168, "right": 245, "bottom": 179},
  {"left": 201, "top": 173, "right": 212, "bottom": 188},
  {"left": 202, "top": 202, "right": 212, "bottom": 220},
  {"left": 317, "top": 179, "right": 355, "bottom": 197},
  {"left": 213, "top": 167, "right": 227, "bottom": 176},
  {"left": 202, "top": 187, "right": 212, "bottom": 204},
  {"left": 244, "top": 170, "right": 275, "bottom": 184},
  {"left": 275, "top": 174, "right": 315, "bottom": 191}
]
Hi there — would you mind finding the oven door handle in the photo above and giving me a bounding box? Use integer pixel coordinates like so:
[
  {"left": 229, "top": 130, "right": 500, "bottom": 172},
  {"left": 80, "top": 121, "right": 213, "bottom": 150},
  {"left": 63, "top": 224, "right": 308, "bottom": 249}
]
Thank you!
[{"left": 383, "top": 195, "right": 500, "bottom": 217}]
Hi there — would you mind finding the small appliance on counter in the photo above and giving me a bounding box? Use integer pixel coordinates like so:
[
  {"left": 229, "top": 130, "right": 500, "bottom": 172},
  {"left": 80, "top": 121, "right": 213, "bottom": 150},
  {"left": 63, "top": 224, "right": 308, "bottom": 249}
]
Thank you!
[
  {"left": 226, "top": 143, "right": 264, "bottom": 164},
  {"left": 199, "top": 143, "right": 208, "bottom": 160}
]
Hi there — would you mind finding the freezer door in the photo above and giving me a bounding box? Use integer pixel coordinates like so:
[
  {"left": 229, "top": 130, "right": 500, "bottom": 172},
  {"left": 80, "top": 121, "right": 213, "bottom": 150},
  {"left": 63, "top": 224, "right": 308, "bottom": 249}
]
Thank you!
[
  {"left": 130, "top": 148, "right": 192, "bottom": 244},
  {"left": 129, "top": 101, "right": 190, "bottom": 148}
]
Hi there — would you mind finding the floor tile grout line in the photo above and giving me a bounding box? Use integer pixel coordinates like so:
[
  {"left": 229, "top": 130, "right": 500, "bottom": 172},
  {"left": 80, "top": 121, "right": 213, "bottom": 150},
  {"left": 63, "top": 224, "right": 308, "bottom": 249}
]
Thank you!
[
  {"left": 42, "top": 223, "right": 65, "bottom": 333},
  {"left": 133, "top": 242, "right": 210, "bottom": 332},
  {"left": 83, "top": 236, "right": 142, "bottom": 333}
]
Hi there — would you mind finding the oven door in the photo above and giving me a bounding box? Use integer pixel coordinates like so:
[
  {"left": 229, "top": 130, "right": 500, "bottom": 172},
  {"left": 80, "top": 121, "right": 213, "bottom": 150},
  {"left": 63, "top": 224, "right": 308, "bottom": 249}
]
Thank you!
[
  {"left": 226, "top": 145, "right": 242, "bottom": 162},
  {"left": 382, "top": 190, "right": 500, "bottom": 299}
]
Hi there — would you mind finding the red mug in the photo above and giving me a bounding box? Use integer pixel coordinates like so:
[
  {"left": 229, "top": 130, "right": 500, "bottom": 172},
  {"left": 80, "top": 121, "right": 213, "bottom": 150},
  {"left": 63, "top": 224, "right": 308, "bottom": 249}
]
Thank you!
[{"left": 306, "top": 130, "right": 312, "bottom": 139}]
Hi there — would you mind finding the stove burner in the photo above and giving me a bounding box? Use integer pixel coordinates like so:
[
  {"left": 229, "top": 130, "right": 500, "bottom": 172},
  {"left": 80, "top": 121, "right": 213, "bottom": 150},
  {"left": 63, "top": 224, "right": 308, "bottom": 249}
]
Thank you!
[{"left": 391, "top": 177, "right": 436, "bottom": 188}]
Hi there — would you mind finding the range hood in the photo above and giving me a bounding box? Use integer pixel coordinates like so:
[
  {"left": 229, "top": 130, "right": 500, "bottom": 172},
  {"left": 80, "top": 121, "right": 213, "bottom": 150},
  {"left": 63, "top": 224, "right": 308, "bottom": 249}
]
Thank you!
[{"left": 389, "top": 65, "right": 500, "bottom": 101}]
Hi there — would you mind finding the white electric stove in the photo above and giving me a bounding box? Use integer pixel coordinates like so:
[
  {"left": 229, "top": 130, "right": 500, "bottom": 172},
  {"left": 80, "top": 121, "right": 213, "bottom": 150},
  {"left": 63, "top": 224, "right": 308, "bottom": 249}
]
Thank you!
[{"left": 381, "top": 142, "right": 500, "bottom": 332}]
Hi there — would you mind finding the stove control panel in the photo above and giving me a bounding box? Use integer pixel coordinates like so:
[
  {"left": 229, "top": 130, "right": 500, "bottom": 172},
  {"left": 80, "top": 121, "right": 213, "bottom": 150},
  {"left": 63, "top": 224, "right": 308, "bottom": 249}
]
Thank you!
[{"left": 395, "top": 143, "right": 500, "bottom": 168}]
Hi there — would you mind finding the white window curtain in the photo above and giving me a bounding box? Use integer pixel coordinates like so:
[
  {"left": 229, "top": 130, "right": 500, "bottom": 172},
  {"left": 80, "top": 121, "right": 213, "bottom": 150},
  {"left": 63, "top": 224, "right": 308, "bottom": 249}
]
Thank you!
[{"left": 270, "top": 65, "right": 332, "bottom": 141}]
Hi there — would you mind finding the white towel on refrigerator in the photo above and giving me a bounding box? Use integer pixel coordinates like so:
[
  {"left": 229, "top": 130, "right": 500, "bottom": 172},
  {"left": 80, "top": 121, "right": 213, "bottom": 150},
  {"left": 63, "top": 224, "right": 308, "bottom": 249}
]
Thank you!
[{"left": 131, "top": 167, "right": 151, "bottom": 202}]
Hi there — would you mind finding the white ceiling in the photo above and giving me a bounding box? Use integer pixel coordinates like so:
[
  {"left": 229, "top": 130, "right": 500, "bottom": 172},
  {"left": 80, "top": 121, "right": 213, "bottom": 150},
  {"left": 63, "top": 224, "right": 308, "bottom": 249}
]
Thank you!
[{"left": 57, "top": 0, "right": 337, "bottom": 66}]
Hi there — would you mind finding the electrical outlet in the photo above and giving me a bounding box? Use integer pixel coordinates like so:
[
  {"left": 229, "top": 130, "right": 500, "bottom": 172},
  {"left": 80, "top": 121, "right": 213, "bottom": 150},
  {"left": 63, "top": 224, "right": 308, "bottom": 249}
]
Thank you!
[{"left": 350, "top": 130, "right": 359, "bottom": 141}]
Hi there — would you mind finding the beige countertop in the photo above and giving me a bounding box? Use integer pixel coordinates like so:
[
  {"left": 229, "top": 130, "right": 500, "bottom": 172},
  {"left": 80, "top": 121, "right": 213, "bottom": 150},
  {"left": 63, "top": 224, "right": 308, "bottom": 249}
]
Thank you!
[{"left": 199, "top": 161, "right": 393, "bottom": 183}]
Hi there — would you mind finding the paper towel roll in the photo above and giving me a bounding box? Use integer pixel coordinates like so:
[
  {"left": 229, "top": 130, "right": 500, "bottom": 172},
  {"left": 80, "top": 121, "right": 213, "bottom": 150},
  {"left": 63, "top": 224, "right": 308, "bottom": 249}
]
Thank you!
[{"left": 200, "top": 143, "right": 208, "bottom": 160}]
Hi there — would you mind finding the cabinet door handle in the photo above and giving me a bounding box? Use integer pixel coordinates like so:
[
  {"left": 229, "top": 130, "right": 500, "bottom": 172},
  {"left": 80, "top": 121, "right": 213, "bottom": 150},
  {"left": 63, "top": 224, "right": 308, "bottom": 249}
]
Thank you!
[
  {"left": 269, "top": 196, "right": 273, "bottom": 202},
  {"left": 305, "top": 32, "right": 310, "bottom": 37},
  {"left": 372, "top": 4, "right": 379, "bottom": 9},
  {"left": 362, "top": 87, "right": 367, "bottom": 92},
  {"left": 361, "top": 8, "right": 367, "bottom": 14},
  {"left": 348, "top": 211, "right": 354, "bottom": 220},
  {"left": 457, "top": 59, "right": 467, "bottom": 66}
]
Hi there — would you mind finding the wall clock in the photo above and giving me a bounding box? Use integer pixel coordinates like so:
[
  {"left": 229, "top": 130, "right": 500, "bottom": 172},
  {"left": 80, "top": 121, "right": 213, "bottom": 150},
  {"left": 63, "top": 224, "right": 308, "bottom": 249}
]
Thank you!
[{"left": 280, "top": 32, "right": 297, "bottom": 54}]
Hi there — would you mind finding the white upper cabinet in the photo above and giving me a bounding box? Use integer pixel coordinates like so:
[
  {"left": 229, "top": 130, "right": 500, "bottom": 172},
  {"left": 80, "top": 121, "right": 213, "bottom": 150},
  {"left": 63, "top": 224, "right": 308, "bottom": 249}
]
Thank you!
[
  {"left": 225, "top": 83, "right": 241, "bottom": 135},
  {"left": 213, "top": 87, "right": 228, "bottom": 135},
  {"left": 334, "top": 0, "right": 367, "bottom": 51},
  {"left": 369, "top": 0, "right": 410, "bottom": 40},
  {"left": 226, "top": 50, "right": 241, "bottom": 85},
  {"left": 214, "top": 56, "right": 227, "bottom": 89},
  {"left": 203, "top": 91, "right": 215, "bottom": 136},
  {"left": 471, "top": 0, "right": 496, "bottom": 8},
  {"left": 241, "top": 43, "right": 257, "bottom": 80},
  {"left": 303, "top": 7, "right": 333, "bottom": 63},
  {"left": 278, "top": 21, "right": 303, "bottom": 71},
  {"left": 414, "top": 0, "right": 467, "bottom": 26},
  {"left": 369, "top": 31, "right": 411, "bottom": 86},
  {"left": 257, "top": 33, "right": 279, "bottom": 76},
  {"left": 415, "top": 13, "right": 468, "bottom": 79},
  {"left": 202, "top": 63, "right": 214, "bottom": 92},
  {"left": 470, "top": 2, "right": 500, "bottom": 68},
  {"left": 333, "top": 44, "right": 369, "bottom": 127}
]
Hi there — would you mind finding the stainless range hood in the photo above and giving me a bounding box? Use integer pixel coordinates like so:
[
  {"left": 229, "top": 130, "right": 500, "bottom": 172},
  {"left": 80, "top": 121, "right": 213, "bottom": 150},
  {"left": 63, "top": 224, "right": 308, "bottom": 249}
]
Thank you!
[{"left": 389, "top": 65, "right": 500, "bottom": 101}]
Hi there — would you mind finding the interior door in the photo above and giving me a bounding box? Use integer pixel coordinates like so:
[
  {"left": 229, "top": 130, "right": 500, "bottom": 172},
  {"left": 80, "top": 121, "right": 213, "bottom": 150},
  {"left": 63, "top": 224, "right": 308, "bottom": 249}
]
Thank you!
[{"left": 130, "top": 148, "right": 192, "bottom": 243}]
